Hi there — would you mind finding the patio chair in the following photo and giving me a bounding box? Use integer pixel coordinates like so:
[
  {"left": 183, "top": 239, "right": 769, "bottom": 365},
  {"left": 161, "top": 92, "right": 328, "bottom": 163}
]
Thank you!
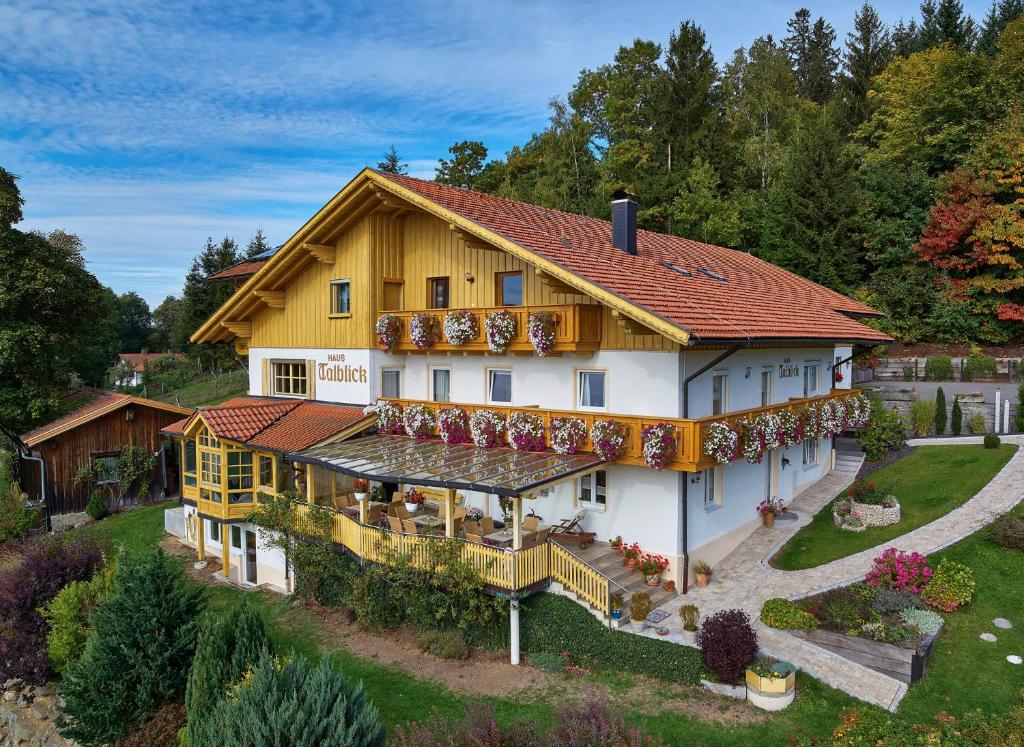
[
  {"left": 550, "top": 509, "right": 596, "bottom": 549},
  {"left": 480, "top": 516, "right": 495, "bottom": 536},
  {"left": 522, "top": 515, "right": 540, "bottom": 532},
  {"left": 387, "top": 515, "right": 404, "bottom": 533},
  {"left": 390, "top": 502, "right": 410, "bottom": 520},
  {"left": 463, "top": 519, "right": 481, "bottom": 537},
  {"left": 465, "top": 530, "right": 485, "bottom": 544},
  {"left": 533, "top": 527, "right": 551, "bottom": 545},
  {"left": 401, "top": 519, "right": 419, "bottom": 534},
  {"left": 364, "top": 503, "right": 384, "bottom": 525}
]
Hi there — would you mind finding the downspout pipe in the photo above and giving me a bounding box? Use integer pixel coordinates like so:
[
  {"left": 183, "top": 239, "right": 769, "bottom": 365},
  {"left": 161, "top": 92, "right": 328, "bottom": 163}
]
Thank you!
[
  {"left": 833, "top": 353, "right": 855, "bottom": 387},
  {"left": 680, "top": 344, "right": 745, "bottom": 594}
]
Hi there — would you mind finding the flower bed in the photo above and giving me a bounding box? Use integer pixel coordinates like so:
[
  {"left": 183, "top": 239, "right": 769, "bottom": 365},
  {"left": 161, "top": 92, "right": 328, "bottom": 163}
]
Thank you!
[
  {"left": 527, "top": 311, "right": 557, "bottom": 356},
  {"left": 549, "top": 417, "right": 586, "bottom": 454},
  {"left": 833, "top": 480, "right": 901, "bottom": 531},
  {"left": 443, "top": 309, "right": 479, "bottom": 346},
  {"left": 484, "top": 310, "right": 517, "bottom": 354},
  {"left": 508, "top": 412, "right": 545, "bottom": 452}
]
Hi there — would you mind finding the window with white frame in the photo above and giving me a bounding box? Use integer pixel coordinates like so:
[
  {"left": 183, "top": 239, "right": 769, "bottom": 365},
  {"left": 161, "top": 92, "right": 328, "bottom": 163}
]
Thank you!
[
  {"left": 231, "top": 525, "right": 242, "bottom": 549},
  {"left": 381, "top": 368, "right": 401, "bottom": 399},
  {"left": 487, "top": 369, "right": 512, "bottom": 404},
  {"left": 208, "top": 519, "right": 221, "bottom": 543},
  {"left": 712, "top": 372, "right": 729, "bottom": 416},
  {"left": 577, "top": 370, "right": 606, "bottom": 410},
  {"left": 760, "top": 368, "right": 773, "bottom": 407},
  {"left": 577, "top": 470, "right": 607, "bottom": 510},
  {"left": 330, "top": 279, "right": 351, "bottom": 315},
  {"left": 703, "top": 467, "right": 721, "bottom": 511},
  {"left": 431, "top": 368, "right": 451, "bottom": 403},
  {"left": 272, "top": 361, "right": 308, "bottom": 397},
  {"left": 803, "top": 363, "right": 821, "bottom": 397},
  {"left": 803, "top": 437, "right": 818, "bottom": 466}
]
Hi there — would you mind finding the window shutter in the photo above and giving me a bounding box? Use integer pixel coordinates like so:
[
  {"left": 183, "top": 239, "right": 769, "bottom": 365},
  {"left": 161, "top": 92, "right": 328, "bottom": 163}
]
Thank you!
[
  {"left": 261, "top": 359, "right": 270, "bottom": 396},
  {"left": 306, "top": 359, "right": 316, "bottom": 400},
  {"left": 382, "top": 281, "right": 402, "bottom": 311}
]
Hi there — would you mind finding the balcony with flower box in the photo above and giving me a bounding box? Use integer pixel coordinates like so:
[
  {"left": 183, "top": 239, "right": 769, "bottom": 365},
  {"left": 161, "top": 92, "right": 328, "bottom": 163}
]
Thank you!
[
  {"left": 374, "top": 303, "right": 602, "bottom": 355},
  {"left": 377, "top": 388, "right": 867, "bottom": 474}
]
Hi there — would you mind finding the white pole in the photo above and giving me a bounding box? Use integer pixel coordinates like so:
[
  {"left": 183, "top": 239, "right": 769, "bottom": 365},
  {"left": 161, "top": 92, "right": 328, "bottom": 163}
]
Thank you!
[
  {"left": 995, "top": 389, "right": 1001, "bottom": 434},
  {"left": 510, "top": 598, "right": 520, "bottom": 665},
  {"left": 1005, "top": 400, "right": 1011, "bottom": 434}
]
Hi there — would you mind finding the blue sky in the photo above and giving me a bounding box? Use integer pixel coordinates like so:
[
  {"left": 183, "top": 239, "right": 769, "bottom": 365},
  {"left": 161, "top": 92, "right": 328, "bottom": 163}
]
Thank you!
[{"left": 2, "top": 0, "right": 992, "bottom": 307}]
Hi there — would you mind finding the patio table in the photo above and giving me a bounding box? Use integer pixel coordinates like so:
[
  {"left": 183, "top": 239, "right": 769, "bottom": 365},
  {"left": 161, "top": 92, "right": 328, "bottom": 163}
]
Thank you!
[
  {"left": 411, "top": 515, "right": 445, "bottom": 530},
  {"left": 484, "top": 528, "right": 540, "bottom": 548}
]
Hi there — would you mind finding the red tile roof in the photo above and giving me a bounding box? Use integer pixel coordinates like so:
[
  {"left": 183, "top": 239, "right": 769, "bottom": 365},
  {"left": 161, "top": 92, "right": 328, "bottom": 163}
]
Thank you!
[
  {"left": 162, "top": 415, "right": 191, "bottom": 437},
  {"left": 22, "top": 389, "right": 193, "bottom": 447},
  {"left": 379, "top": 172, "right": 890, "bottom": 344},
  {"left": 169, "top": 396, "right": 371, "bottom": 452},
  {"left": 117, "top": 352, "right": 184, "bottom": 373},
  {"left": 207, "top": 260, "right": 267, "bottom": 282}
]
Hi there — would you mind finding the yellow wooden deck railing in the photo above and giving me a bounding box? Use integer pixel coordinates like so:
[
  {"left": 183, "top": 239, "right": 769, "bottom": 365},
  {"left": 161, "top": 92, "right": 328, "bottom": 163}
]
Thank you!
[
  {"left": 291, "top": 501, "right": 550, "bottom": 593},
  {"left": 550, "top": 542, "right": 610, "bottom": 613},
  {"left": 196, "top": 497, "right": 256, "bottom": 520},
  {"left": 377, "top": 303, "right": 602, "bottom": 355},
  {"left": 386, "top": 388, "right": 859, "bottom": 473}
]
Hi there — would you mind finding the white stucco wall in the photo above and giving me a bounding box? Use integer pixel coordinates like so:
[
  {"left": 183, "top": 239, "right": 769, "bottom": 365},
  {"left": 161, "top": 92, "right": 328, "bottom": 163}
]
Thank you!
[
  {"left": 249, "top": 347, "right": 372, "bottom": 405},
  {"left": 180, "top": 505, "right": 288, "bottom": 590}
]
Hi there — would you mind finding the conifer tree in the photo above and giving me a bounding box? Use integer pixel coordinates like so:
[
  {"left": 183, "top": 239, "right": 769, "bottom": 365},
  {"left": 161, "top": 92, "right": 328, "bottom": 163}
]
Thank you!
[
  {"left": 58, "top": 548, "right": 206, "bottom": 745},
  {"left": 951, "top": 395, "right": 963, "bottom": 435},
  {"left": 935, "top": 386, "right": 947, "bottom": 433},
  {"left": 244, "top": 227, "right": 273, "bottom": 259},
  {"left": 189, "top": 655, "right": 386, "bottom": 747},
  {"left": 377, "top": 145, "right": 408, "bottom": 175},
  {"left": 919, "top": 0, "right": 978, "bottom": 48},
  {"left": 186, "top": 598, "right": 273, "bottom": 744},
  {"left": 977, "top": 0, "right": 1024, "bottom": 52},
  {"left": 784, "top": 9, "right": 839, "bottom": 103},
  {"left": 841, "top": 3, "right": 893, "bottom": 125}
]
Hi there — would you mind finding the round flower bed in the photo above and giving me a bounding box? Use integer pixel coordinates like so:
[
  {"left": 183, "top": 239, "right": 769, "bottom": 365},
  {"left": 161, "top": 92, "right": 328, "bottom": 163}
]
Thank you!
[
  {"left": 527, "top": 311, "right": 557, "bottom": 356},
  {"left": 365, "top": 399, "right": 403, "bottom": 435},
  {"left": 589, "top": 420, "right": 628, "bottom": 462},
  {"left": 402, "top": 404, "right": 436, "bottom": 440},
  {"left": 508, "top": 412, "right": 546, "bottom": 451},
  {"left": 409, "top": 312, "right": 442, "bottom": 350},
  {"left": 704, "top": 421, "right": 741, "bottom": 464},
  {"left": 549, "top": 417, "right": 586, "bottom": 454},
  {"left": 640, "top": 422, "right": 676, "bottom": 469},
  {"left": 833, "top": 479, "right": 901, "bottom": 531},
  {"left": 484, "top": 310, "right": 517, "bottom": 354},
  {"left": 437, "top": 407, "right": 471, "bottom": 444},
  {"left": 443, "top": 309, "right": 478, "bottom": 347},
  {"left": 375, "top": 313, "right": 401, "bottom": 352},
  {"left": 470, "top": 410, "right": 506, "bottom": 448}
]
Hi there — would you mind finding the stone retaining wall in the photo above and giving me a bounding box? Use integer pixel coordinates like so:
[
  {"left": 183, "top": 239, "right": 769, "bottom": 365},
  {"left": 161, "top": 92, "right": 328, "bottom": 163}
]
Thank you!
[
  {"left": 0, "top": 679, "right": 74, "bottom": 747},
  {"left": 862, "top": 387, "right": 994, "bottom": 433}
]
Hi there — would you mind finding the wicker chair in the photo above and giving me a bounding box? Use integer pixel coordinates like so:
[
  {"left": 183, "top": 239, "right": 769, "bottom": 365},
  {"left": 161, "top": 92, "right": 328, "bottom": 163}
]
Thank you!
[
  {"left": 463, "top": 519, "right": 481, "bottom": 537},
  {"left": 401, "top": 519, "right": 419, "bottom": 534},
  {"left": 522, "top": 515, "right": 540, "bottom": 532},
  {"left": 480, "top": 516, "right": 496, "bottom": 536},
  {"left": 387, "top": 515, "right": 404, "bottom": 533}
]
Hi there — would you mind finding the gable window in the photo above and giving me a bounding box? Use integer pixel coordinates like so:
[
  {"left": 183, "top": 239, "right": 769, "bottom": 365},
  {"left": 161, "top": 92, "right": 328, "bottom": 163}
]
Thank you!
[
  {"left": 487, "top": 369, "right": 512, "bottom": 404},
  {"left": 711, "top": 373, "right": 729, "bottom": 416},
  {"left": 258, "top": 454, "right": 274, "bottom": 489},
  {"left": 330, "top": 279, "right": 351, "bottom": 315},
  {"left": 381, "top": 368, "right": 401, "bottom": 399},
  {"left": 200, "top": 449, "right": 222, "bottom": 486},
  {"left": 428, "top": 277, "right": 450, "bottom": 309},
  {"left": 272, "top": 361, "right": 308, "bottom": 397},
  {"left": 760, "top": 368, "right": 773, "bottom": 408},
  {"left": 804, "top": 363, "right": 821, "bottom": 397},
  {"left": 578, "top": 370, "right": 606, "bottom": 410},
  {"left": 703, "top": 467, "right": 722, "bottom": 511},
  {"left": 577, "top": 470, "right": 607, "bottom": 511},
  {"left": 431, "top": 368, "right": 451, "bottom": 403},
  {"left": 496, "top": 271, "right": 523, "bottom": 306},
  {"left": 803, "top": 437, "right": 818, "bottom": 466}
]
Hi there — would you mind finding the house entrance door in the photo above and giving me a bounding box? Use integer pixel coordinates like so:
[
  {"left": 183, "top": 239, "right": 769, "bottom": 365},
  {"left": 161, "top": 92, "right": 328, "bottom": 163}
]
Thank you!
[{"left": 244, "top": 530, "right": 258, "bottom": 584}]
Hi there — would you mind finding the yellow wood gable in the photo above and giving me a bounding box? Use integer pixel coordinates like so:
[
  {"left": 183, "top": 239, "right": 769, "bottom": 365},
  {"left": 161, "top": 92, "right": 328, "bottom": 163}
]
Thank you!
[{"left": 191, "top": 169, "right": 684, "bottom": 351}]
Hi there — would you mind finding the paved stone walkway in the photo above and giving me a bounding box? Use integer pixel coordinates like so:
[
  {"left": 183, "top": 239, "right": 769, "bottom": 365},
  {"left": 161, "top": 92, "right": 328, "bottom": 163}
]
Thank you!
[{"left": 679, "top": 436, "right": 1024, "bottom": 711}]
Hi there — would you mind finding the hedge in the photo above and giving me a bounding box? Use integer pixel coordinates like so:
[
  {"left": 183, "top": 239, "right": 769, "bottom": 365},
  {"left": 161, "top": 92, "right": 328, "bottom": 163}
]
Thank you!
[
  {"left": 509, "top": 593, "right": 707, "bottom": 684},
  {"left": 923, "top": 356, "right": 954, "bottom": 382}
]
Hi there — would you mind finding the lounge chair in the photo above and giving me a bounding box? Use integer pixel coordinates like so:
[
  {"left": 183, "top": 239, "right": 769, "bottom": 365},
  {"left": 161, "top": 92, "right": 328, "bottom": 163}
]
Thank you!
[{"left": 550, "top": 509, "right": 595, "bottom": 549}]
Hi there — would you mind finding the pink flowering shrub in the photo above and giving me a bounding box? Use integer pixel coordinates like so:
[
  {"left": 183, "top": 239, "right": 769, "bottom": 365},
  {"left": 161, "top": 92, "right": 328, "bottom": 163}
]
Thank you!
[
  {"left": 865, "top": 548, "right": 933, "bottom": 593},
  {"left": 470, "top": 410, "right": 505, "bottom": 448},
  {"left": 409, "top": 312, "right": 442, "bottom": 350},
  {"left": 375, "top": 313, "right": 401, "bottom": 352}
]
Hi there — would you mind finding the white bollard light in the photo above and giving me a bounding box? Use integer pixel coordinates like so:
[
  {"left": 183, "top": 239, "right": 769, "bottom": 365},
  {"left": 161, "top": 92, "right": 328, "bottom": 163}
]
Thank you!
[
  {"left": 995, "top": 390, "right": 1002, "bottom": 434},
  {"left": 1005, "top": 400, "right": 1011, "bottom": 434},
  {"left": 510, "top": 598, "right": 520, "bottom": 665}
]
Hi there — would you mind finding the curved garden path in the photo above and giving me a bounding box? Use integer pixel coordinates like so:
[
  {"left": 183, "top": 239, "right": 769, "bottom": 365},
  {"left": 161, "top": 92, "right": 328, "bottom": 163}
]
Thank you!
[{"left": 680, "top": 436, "right": 1024, "bottom": 711}]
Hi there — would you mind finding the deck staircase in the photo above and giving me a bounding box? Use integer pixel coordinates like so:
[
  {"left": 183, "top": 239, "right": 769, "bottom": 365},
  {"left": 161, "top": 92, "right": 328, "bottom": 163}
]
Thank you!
[{"left": 834, "top": 437, "right": 866, "bottom": 476}]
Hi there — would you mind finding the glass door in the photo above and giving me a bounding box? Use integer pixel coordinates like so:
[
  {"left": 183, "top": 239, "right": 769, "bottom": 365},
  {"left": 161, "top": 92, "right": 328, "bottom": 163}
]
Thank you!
[{"left": 244, "top": 530, "right": 258, "bottom": 584}]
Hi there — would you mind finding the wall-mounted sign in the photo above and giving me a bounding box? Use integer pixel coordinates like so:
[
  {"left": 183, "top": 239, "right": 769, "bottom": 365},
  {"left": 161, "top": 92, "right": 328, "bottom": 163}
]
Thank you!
[{"left": 779, "top": 362, "right": 800, "bottom": 378}]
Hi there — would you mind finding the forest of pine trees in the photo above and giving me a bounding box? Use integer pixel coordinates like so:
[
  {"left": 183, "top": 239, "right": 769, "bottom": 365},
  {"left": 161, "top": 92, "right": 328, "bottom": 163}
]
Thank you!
[{"left": 429, "top": 1, "right": 1024, "bottom": 345}]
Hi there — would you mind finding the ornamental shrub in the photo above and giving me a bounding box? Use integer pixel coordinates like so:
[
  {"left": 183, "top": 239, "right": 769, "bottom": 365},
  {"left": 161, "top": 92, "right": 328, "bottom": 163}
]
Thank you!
[
  {"left": 185, "top": 598, "right": 273, "bottom": 745},
  {"left": 871, "top": 588, "right": 921, "bottom": 615},
  {"left": 189, "top": 655, "right": 385, "bottom": 747},
  {"left": 899, "top": 608, "right": 944, "bottom": 636},
  {"left": 40, "top": 561, "right": 116, "bottom": 675},
  {"left": 934, "top": 387, "right": 947, "bottom": 434},
  {"left": 967, "top": 411, "right": 987, "bottom": 434},
  {"left": 416, "top": 629, "right": 470, "bottom": 660},
  {"left": 984, "top": 433, "right": 1001, "bottom": 449},
  {"left": 760, "top": 598, "right": 818, "bottom": 630},
  {"left": 697, "top": 609, "right": 758, "bottom": 685},
  {"left": 857, "top": 399, "right": 906, "bottom": 461},
  {"left": 962, "top": 351, "right": 997, "bottom": 381},
  {"left": 988, "top": 513, "right": 1024, "bottom": 550},
  {"left": 923, "top": 356, "right": 954, "bottom": 381},
  {"left": 58, "top": 548, "right": 207, "bottom": 745},
  {"left": 85, "top": 490, "right": 108, "bottom": 520},
  {"left": 0, "top": 477, "right": 41, "bottom": 543},
  {"left": 1017, "top": 381, "right": 1024, "bottom": 431},
  {"left": 951, "top": 396, "right": 963, "bottom": 435},
  {"left": 902, "top": 365, "right": 915, "bottom": 381},
  {"left": 819, "top": 592, "right": 870, "bottom": 631},
  {"left": 0, "top": 533, "right": 104, "bottom": 684},
  {"left": 865, "top": 548, "right": 933, "bottom": 593},
  {"left": 909, "top": 397, "right": 936, "bottom": 437},
  {"left": 921, "top": 559, "right": 975, "bottom": 612}
]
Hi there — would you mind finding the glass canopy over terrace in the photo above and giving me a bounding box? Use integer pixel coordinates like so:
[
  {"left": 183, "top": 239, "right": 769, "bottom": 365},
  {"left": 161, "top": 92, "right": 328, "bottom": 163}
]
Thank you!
[{"left": 292, "top": 435, "right": 604, "bottom": 497}]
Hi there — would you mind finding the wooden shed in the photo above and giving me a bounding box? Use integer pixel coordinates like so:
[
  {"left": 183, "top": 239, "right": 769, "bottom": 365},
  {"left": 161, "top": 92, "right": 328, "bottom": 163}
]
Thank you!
[{"left": 18, "top": 389, "right": 193, "bottom": 515}]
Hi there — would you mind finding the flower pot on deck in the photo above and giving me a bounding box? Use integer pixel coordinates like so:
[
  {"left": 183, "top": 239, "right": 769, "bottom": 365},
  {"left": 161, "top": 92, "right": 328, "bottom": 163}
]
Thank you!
[
  {"left": 695, "top": 573, "right": 710, "bottom": 588},
  {"left": 405, "top": 502, "right": 419, "bottom": 513},
  {"left": 644, "top": 573, "right": 661, "bottom": 587},
  {"left": 354, "top": 492, "right": 367, "bottom": 502},
  {"left": 630, "top": 617, "right": 646, "bottom": 632},
  {"left": 681, "top": 628, "right": 698, "bottom": 645},
  {"left": 762, "top": 512, "right": 775, "bottom": 528}
]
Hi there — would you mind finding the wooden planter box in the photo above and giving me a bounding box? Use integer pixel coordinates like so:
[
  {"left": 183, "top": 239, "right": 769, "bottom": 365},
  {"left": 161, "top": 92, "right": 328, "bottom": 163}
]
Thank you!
[{"left": 792, "top": 625, "right": 942, "bottom": 684}]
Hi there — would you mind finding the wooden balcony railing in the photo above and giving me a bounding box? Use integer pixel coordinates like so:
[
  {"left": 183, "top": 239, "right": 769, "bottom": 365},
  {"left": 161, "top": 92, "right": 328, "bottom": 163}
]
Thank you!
[
  {"left": 385, "top": 388, "right": 860, "bottom": 473},
  {"left": 194, "top": 495, "right": 257, "bottom": 521},
  {"left": 377, "top": 303, "right": 602, "bottom": 354}
]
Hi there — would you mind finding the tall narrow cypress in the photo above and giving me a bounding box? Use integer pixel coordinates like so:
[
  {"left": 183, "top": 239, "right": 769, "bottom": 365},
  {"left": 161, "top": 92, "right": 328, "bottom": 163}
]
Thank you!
[
  {"left": 951, "top": 395, "right": 963, "bottom": 435},
  {"left": 935, "top": 386, "right": 948, "bottom": 434}
]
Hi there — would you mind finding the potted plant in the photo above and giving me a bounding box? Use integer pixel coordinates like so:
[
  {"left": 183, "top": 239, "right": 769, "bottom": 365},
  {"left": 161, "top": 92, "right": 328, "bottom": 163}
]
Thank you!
[
  {"left": 636, "top": 553, "right": 670, "bottom": 586},
  {"left": 757, "top": 496, "right": 784, "bottom": 528},
  {"left": 679, "top": 604, "right": 699, "bottom": 645},
  {"left": 663, "top": 579, "right": 676, "bottom": 592},
  {"left": 403, "top": 487, "right": 425, "bottom": 513},
  {"left": 629, "top": 591, "right": 652, "bottom": 632},
  {"left": 610, "top": 594, "right": 623, "bottom": 621},
  {"left": 610, "top": 535, "right": 624, "bottom": 553},
  {"left": 353, "top": 478, "right": 369, "bottom": 501},
  {"left": 622, "top": 542, "right": 641, "bottom": 569},
  {"left": 693, "top": 560, "right": 712, "bottom": 588},
  {"left": 465, "top": 506, "right": 484, "bottom": 522},
  {"left": 745, "top": 657, "right": 797, "bottom": 711}
]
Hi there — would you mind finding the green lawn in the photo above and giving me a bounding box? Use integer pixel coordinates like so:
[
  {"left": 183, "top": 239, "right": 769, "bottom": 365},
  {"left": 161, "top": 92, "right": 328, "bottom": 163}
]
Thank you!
[
  {"left": 772, "top": 444, "right": 1017, "bottom": 570},
  {"left": 82, "top": 500, "right": 175, "bottom": 557},
  {"left": 152, "top": 369, "right": 248, "bottom": 408}
]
